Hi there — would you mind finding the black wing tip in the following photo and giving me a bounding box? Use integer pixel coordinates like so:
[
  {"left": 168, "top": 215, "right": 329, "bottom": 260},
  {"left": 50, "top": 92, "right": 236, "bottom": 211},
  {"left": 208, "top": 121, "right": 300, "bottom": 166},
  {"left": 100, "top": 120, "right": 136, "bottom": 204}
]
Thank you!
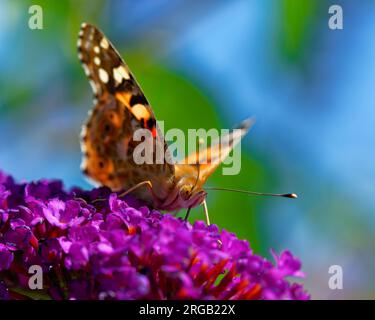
[
  {"left": 79, "top": 22, "right": 99, "bottom": 34},
  {"left": 283, "top": 193, "right": 298, "bottom": 199}
]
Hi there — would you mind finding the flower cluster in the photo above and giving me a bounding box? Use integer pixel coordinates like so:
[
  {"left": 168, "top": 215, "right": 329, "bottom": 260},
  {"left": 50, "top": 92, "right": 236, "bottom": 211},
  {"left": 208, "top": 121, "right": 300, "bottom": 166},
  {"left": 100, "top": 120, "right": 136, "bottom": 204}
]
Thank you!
[{"left": 0, "top": 171, "right": 309, "bottom": 300}]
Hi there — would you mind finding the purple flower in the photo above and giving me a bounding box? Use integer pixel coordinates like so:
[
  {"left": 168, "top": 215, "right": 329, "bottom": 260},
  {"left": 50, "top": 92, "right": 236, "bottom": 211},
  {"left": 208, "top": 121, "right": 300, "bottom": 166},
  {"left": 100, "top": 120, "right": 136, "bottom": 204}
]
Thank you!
[
  {"left": 0, "top": 281, "right": 9, "bottom": 300},
  {"left": 0, "top": 185, "right": 10, "bottom": 208},
  {"left": 0, "top": 170, "right": 310, "bottom": 300},
  {"left": 43, "top": 199, "right": 85, "bottom": 229},
  {"left": 0, "top": 244, "right": 13, "bottom": 271}
]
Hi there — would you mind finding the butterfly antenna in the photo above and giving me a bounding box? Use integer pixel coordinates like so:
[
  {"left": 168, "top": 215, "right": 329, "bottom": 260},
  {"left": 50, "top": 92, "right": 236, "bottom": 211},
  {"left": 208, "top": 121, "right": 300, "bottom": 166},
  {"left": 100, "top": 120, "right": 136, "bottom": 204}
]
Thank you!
[{"left": 205, "top": 187, "right": 297, "bottom": 199}]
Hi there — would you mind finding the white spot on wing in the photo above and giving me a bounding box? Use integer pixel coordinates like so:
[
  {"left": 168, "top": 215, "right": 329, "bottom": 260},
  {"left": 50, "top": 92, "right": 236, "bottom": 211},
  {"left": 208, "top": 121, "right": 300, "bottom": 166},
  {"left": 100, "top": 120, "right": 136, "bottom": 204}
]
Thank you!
[
  {"left": 82, "top": 64, "right": 90, "bottom": 76},
  {"left": 113, "top": 65, "right": 130, "bottom": 84},
  {"left": 113, "top": 68, "right": 122, "bottom": 84},
  {"left": 89, "top": 31, "right": 94, "bottom": 41},
  {"left": 100, "top": 37, "right": 109, "bottom": 49},
  {"left": 119, "top": 65, "right": 130, "bottom": 79},
  {"left": 94, "top": 46, "right": 100, "bottom": 54},
  {"left": 80, "top": 161, "right": 89, "bottom": 173},
  {"left": 81, "top": 143, "right": 88, "bottom": 152},
  {"left": 80, "top": 126, "right": 87, "bottom": 138},
  {"left": 94, "top": 57, "right": 101, "bottom": 65},
  {"left": 98, "top": 68, "right": 109, "bottom": 83},
  {"left": 89, "top": 79, "right": 98, "bottom": 94},
  {"left": 131, "top": 104, "right": 149, "bottom": 120}
]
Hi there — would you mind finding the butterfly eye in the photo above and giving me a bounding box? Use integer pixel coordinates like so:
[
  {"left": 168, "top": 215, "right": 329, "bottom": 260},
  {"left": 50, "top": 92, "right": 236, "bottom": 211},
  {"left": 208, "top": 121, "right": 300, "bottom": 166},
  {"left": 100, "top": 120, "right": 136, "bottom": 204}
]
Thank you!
[{"left": 104, "top": 123, "right": 111, "bottom": 132}]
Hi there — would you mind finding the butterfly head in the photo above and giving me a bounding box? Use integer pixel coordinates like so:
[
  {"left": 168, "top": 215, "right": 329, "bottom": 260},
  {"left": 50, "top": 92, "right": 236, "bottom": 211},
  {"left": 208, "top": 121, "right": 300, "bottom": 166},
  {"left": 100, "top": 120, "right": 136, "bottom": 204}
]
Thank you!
[
  {"left": 177, "top": 184, "right": 207, "bottom": 209},
  {"left": 174, "top": 167, "right": 207, "bottom": 208}
]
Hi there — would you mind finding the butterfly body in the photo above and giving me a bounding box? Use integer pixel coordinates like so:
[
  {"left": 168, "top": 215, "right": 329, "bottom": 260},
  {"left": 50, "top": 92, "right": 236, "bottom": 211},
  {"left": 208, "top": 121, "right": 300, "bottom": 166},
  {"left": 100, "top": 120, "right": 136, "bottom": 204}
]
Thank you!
[{"left": 78, "top": 23, "right": 251, "bottom": 219}]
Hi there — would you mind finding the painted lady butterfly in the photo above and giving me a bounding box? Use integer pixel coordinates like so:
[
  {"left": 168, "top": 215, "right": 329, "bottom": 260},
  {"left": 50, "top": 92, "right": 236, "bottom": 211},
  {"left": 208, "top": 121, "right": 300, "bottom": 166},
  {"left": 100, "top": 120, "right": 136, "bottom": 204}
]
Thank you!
[{"left": 77, "top": 23, "right": 294, "bottom": 225}]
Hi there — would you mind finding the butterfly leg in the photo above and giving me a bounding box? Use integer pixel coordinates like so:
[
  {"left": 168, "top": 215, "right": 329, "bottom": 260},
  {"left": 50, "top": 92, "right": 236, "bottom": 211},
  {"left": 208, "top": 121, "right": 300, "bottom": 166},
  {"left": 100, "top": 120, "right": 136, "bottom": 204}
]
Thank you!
[
  {"left": 92, "top": 181, "right": 154, "bottom": 205},
  {"left": 184, "top": 207, "right": 192, "bottom": 222},
  {"left": 202, "top": 200, "right": 210, "bottom": 226},
  {"left": 118, "top": 180, "right": 153, "bottom": 198}
]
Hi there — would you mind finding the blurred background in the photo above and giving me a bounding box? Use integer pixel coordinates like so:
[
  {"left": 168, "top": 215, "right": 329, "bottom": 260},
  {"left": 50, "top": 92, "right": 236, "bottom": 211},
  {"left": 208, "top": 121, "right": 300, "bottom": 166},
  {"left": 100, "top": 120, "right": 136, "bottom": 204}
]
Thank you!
[{"left": 0, "top": 0, "right": 374, "bottom": 299}]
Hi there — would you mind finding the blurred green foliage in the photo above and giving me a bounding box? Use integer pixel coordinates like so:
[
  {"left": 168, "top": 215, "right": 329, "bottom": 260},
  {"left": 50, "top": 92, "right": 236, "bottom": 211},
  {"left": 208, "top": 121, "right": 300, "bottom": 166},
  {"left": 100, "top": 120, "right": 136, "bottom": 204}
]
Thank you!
[{"left": 279, "top": 0, "right": 320, "bottom": 63}]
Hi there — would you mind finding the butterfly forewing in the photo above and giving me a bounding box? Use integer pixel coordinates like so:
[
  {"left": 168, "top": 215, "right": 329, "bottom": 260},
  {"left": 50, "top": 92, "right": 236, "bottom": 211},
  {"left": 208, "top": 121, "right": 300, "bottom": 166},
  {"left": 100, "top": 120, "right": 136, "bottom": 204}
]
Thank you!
[
  {"left": 78, "top": 23, "right": 174, "bottom": 201},
  {"left": 176, "top": 119, "right": 253, "bottom": 186}
]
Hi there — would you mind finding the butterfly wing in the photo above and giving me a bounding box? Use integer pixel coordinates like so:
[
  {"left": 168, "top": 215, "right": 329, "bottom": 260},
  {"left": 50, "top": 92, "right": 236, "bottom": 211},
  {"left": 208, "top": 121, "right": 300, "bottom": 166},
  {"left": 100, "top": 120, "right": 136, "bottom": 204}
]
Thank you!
[
  {"left": 78, "top": 23, "right": 174, "bottom": 202},
  {"left": 175, "top": 119, "right": 254, "bottom": 187}
]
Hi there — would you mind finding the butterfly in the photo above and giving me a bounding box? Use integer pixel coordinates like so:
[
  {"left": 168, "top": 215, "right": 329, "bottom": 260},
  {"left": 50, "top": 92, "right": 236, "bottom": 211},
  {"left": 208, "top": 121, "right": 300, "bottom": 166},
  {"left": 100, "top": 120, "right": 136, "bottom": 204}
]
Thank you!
[{"left": 77, "top": 23, "right": 294, "bottom": 225}]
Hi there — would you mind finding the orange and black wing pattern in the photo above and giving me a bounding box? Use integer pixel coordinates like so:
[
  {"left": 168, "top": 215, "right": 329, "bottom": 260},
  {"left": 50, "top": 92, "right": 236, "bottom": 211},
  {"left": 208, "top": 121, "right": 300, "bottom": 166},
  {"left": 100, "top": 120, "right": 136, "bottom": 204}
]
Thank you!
[{"left": 77, "top": 23, "right": 174, "bottom": 197}]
